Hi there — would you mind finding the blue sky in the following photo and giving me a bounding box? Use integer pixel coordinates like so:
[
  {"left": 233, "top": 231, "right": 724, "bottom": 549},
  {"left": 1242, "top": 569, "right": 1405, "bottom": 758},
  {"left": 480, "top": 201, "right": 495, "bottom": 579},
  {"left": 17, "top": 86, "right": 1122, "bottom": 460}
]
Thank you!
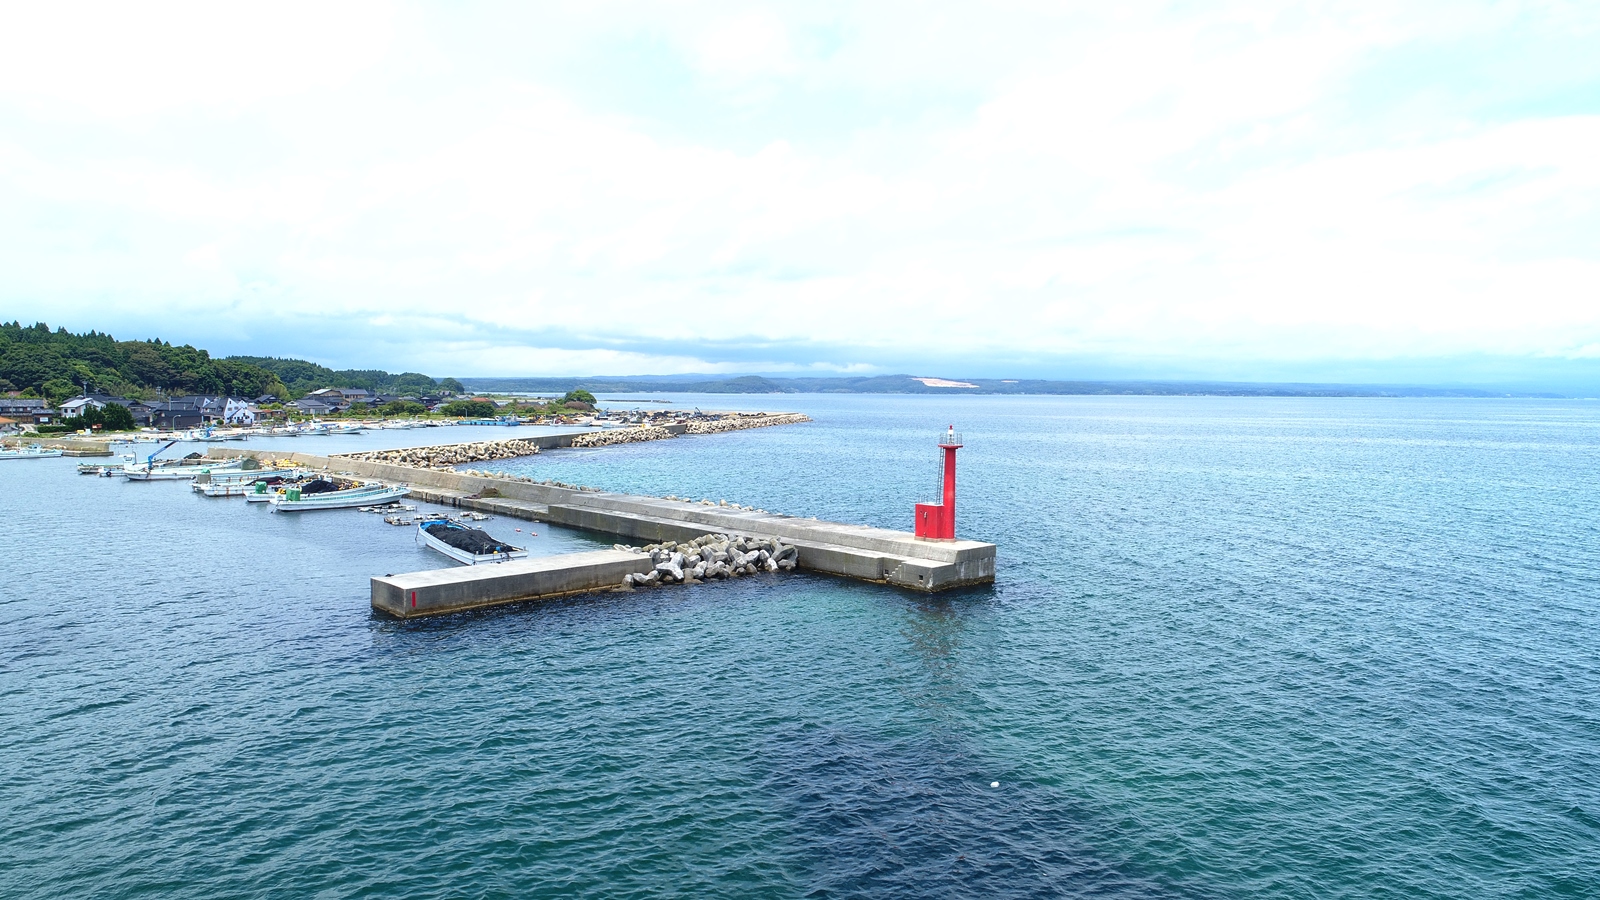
[{"left": 2, "top": 1, "right": 1598, "bottom": 386}]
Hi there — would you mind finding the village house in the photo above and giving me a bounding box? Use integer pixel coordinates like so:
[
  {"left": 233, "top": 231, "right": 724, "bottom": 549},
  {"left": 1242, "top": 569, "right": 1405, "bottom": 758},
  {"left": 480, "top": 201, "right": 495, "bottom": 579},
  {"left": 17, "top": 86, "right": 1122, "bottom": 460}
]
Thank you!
[
  {"left": 57, "top": 393, "right": 139, "bottom": 419},
  {"left": 0, "top": 397, "right": 58, "bottom": 425},
  {"left": 288, "top": 396, "right": 335, "bottom": 416}
]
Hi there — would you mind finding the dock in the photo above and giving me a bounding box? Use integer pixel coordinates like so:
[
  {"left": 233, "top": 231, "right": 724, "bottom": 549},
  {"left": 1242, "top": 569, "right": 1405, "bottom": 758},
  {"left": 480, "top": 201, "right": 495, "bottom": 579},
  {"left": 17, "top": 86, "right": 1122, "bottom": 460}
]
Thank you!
[
  {"left": 209, "top": 447, "right": 997, "bottom": 618},
  {"left": 372, "top": 549, "right": 656, "bottom": 617}
]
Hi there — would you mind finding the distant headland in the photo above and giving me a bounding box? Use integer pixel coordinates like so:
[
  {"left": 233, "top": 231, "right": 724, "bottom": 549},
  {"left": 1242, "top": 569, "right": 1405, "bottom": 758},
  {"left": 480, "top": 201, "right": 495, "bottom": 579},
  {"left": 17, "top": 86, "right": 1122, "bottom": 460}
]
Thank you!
[
  {"left": 460, "top": 374, "right": 1566, "bottom": 399},
  {"left": 2, "top": 321, "right": 1571, "bottom": 403}
]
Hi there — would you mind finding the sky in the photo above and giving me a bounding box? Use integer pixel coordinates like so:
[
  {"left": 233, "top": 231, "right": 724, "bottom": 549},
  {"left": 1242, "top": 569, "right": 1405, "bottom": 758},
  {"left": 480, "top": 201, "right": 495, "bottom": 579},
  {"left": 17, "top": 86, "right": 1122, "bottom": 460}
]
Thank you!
[{"left": 1, "top": 1, "right": 1598, "bottom": 386}]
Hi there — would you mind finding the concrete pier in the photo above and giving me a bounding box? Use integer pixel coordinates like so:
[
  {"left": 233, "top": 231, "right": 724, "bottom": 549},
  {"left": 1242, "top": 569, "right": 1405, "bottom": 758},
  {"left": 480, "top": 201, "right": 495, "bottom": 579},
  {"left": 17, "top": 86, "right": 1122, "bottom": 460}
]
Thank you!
[
  {"left": 209, "top": 446, "right": 997, "bottom": 606},
  {"left": 372, "top": 549, "right": 656, "bottom": 618}
]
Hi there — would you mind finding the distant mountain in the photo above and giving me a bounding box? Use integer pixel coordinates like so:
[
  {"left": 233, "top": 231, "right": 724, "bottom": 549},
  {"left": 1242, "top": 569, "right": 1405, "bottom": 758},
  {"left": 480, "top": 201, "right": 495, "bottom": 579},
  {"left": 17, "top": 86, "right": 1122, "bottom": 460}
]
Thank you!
[{"left": 459, "top": 374, "right": 1564, "bottom": 398}]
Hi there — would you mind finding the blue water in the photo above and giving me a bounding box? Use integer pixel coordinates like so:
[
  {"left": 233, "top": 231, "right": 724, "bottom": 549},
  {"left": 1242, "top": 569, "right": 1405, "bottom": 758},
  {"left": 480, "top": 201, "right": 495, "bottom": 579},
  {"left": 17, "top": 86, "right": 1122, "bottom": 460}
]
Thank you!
[{"left": 4, "top": 396, "right": 1597, "bottom": 898}]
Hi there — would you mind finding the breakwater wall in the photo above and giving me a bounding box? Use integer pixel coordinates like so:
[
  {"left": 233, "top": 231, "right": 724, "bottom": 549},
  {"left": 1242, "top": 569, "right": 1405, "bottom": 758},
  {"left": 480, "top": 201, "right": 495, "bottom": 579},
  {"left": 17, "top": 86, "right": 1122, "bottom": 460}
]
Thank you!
[
  {"left": 342, "top": 439, "right": 547, "bottom": 470},
  {"left": 569, "top": 426, "right": 676, "bottom": 448},
  {"left": 683, "top": 412, "right": 811, "bottom": 434},
  {"left": 373, "top": 532, "right": 804, "bottom": 619},
  {"left": 335, "top": 411, "right": 809, "bottom": 467},
  {"left": 373, "top": 549, "right": 654, "bottom": 617},
  {"left": 209, "top": 447, "right": 996, "bottom": 593}
]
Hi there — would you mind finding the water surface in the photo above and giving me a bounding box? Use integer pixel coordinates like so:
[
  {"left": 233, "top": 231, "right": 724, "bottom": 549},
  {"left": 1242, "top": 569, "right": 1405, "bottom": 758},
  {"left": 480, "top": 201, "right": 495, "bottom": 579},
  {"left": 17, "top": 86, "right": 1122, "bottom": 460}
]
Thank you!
[{"left": 4, "top": 396, "right": 1597, "bottom": 898}]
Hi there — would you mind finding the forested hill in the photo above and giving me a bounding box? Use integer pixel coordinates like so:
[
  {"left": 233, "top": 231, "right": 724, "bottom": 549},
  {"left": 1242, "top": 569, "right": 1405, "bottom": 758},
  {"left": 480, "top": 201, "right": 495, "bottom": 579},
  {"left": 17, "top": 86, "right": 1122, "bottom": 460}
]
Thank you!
[
  {"left": 0, "top": 322, "right": 458, "bottom": 403},
  {"left": 226, "top": 357, "right": 463, "bottom": 398}
]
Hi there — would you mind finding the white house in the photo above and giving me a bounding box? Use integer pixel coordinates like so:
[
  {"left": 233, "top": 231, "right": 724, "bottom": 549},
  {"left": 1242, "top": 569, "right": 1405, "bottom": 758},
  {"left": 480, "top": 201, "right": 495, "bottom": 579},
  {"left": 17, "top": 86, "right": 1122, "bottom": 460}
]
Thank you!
[{"left": 222, "top": 398, "right": 258, "bottom": 425}]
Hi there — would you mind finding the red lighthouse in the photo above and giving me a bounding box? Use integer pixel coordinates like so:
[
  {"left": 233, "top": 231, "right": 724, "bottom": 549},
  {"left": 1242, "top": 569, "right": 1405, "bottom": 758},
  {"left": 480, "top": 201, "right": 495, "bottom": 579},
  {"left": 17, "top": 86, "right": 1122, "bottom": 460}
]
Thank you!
[{"left": 914, "top": 425, "right": 963, "bottom": 540}]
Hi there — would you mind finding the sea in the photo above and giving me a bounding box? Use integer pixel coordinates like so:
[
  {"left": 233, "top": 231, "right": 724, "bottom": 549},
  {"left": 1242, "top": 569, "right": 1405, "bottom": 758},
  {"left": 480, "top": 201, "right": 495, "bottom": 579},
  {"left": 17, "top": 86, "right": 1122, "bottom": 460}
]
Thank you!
[{"left": 2, "top": 395, "right": 1596, "bottom": 899}]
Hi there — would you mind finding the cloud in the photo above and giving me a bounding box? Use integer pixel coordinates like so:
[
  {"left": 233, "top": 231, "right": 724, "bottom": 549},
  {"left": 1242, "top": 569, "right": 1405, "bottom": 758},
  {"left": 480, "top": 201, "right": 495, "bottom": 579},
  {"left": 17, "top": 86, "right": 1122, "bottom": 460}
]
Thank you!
[{"left": 1, "top": 1, "right": 1598, "bottom": 383}]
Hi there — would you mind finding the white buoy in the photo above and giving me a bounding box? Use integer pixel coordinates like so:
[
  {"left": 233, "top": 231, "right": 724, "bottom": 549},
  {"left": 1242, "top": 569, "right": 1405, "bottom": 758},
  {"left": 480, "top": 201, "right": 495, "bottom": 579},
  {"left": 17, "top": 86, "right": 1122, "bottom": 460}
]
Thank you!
[{"left": 991, "top": 781, "right": 999, "bottom": 788}]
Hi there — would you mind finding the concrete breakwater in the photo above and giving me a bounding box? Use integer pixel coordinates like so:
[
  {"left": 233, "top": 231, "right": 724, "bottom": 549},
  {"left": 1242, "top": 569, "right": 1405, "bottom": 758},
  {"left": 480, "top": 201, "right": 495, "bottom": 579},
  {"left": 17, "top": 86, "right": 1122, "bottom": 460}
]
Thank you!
[
  {"left": 373, "top": 532, "right": 802, "bottom": 618},
  {"left": 342, "top": 439, "right": 546, "bottom": 470},
  {"left": 617, "top": 533, "right": 799, "bottom": 586},
  {"left": 210, "top": 447, "right": 996, "bottom": 593}
]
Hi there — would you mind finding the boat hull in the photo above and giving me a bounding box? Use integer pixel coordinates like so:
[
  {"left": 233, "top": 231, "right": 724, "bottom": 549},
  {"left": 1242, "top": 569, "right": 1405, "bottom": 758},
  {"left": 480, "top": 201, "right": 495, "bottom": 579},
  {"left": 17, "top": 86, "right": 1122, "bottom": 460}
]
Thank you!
[
  {"left": 417, "top": 522, "right": 529, "bottom": 565},
  {"left": 270, "top": 484, "right": 409, "bottom": 511},
  {"left": 0, "top": 448, "right": 64, "bottom": 460},
  {"left": 123, "top": 460, "right": 243, "bottom": 481}
]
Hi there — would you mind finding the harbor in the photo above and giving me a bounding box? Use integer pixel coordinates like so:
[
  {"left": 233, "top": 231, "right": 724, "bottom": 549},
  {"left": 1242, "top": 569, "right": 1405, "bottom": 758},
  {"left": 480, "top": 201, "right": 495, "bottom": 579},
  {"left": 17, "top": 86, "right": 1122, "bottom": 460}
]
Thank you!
[
  {"left": 16, "top": 413, "right": 995, "bottom": 620},
  {"left": 205, "top": 434, "right": 996, "bottom": 617}
]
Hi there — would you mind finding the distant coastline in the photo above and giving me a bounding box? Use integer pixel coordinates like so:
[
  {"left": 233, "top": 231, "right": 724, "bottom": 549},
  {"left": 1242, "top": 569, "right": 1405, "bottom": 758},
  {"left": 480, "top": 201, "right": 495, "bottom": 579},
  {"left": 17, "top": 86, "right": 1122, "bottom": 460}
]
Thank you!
[{"left": 460, "top": 374, "right": 1571, "bottom": 399}]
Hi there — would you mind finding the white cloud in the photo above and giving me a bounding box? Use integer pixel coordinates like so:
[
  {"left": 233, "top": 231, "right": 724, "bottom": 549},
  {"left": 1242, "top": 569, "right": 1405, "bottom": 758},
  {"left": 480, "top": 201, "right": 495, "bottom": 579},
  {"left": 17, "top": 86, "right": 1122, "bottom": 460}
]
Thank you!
[{"left": 1, "top": 1, "right": 1599, "bottom": 379}]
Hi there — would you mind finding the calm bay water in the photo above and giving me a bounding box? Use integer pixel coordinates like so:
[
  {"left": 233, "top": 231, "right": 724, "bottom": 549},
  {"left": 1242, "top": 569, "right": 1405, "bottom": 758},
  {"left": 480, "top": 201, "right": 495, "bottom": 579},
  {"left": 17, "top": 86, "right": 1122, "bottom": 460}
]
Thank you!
[{"left": 3, "top": 395, "right": 1597, "bottom": 898}]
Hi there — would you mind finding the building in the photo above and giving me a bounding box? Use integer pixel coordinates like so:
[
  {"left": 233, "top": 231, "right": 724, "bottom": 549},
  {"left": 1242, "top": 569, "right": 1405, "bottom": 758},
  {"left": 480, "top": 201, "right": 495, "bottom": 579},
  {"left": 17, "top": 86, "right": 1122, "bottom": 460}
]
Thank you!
[
  {"left": 131, "top": 396, "right": 220, "bottom": 430},
  {"left": 288, "top": 397, "right": 335, "bottom": 416},
  {"left": 305, "top": 387, "right": 374, "bottom": 411},
  {"left": 222, "top": 398, "right": 258, "bottom": 425},
  {"left": 57, "top": 394, "right": 138, "bottom": 419},
  {"left": 0, "top": 397, "right": 57, "bottom": 425}
]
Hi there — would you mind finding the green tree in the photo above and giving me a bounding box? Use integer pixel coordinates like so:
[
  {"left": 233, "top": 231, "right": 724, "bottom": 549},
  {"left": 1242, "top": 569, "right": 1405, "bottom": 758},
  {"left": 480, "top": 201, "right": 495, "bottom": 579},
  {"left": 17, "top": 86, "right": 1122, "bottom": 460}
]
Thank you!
[
  {"left": 440, "top": 399, "right": 497, "bottom": 417},
  {"left": 381, "top": 400, "right": 427, "bottom": 416},
  {"left": 42, "top": 378, "right": 75, "bottom": 405},
  {"left": 100, "top": 403, "right": 136, "bottom": 431},
  {"left": 562, "top": 389, "right": 597, "bottom": 405}
]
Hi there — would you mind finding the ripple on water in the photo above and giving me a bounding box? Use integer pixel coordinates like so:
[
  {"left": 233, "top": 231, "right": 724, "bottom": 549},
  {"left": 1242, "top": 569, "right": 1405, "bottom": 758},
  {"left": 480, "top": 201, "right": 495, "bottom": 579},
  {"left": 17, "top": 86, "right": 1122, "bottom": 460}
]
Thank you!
[{"left": 3, "top": 396, "right": 1599, "bottom": 899}]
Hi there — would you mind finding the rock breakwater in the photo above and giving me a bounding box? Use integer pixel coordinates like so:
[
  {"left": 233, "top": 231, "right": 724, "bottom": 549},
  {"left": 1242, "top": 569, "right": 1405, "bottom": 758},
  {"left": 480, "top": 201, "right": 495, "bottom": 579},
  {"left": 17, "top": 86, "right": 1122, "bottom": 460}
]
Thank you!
[
  {"left": 339, "top": 439, "right": 543, "bottom": 470},
  {"left": 683, "top": 412, "right": 811, "bottom": 434},
  {"left": 568, "top": 426, "right": 676, "bottom": 448},
  {"left": 616, "top": 533, "right": 798, "bottom": 588}
]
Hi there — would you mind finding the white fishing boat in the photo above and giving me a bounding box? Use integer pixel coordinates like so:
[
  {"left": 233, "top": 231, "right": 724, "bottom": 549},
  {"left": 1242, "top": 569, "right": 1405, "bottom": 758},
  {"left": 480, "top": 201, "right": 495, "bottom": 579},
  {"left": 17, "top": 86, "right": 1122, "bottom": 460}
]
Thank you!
[
  {"left": 415, "top": 517, "right": 528, "bottom": 565},
  {"left": 122, "top": 458, "right": 243, "bottom": 480},
  {"left": 193, "top": 468, "right": 304, "bottom": 496},
  {"left": 0, "top": 444, "right": 64, "bottom": 460},
  {"left": 269, "top": 482, "right": 408, "bottom": 512}
]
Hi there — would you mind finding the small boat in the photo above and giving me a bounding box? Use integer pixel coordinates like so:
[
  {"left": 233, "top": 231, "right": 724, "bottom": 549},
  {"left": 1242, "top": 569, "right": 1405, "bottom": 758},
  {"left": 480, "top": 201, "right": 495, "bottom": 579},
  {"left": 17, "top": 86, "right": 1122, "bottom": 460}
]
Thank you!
[
  {"left": 78, "top": 454, "right": 135, "bottom": 475},
  {"left": 0, "top": 444, "right": 64, "bottom": 460},
  {"left": 416, "top": 517, "right": 528, "bottom": 565},
  {"left": 193, "top": 468, "right": 304, "bottom": 496},
  {"left": 269, "top": 481, "right": 409, "bottom": 512},
  {"left": 122, "top": 458, "right": 243, "bottom": 480}
]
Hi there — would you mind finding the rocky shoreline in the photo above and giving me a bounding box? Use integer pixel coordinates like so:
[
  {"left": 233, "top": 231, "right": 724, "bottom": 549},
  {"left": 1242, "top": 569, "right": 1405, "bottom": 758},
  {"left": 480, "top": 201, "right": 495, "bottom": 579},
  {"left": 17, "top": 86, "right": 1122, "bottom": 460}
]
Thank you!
[{"left": 615, "top": 532, "right": 799, "bottom": 588}]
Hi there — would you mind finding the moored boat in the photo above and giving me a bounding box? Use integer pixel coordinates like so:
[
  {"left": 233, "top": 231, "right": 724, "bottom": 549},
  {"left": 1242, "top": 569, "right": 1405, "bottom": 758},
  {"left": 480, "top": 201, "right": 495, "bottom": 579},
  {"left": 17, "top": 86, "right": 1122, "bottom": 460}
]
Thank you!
[
  {"left": 269, "top": 481, "right": 408, "bottom": 512},
  {"left": 78, "top": 454, "right": 135, "bottom": 475},
  {"left": 416, "top": 517, "right": 528, "bottom": 564},
  {"left": 122, "top": 458, "right": 243, "bottom": 480},
  {"left": 0, "top": 444, "right": 64, "bottom": 460},
  {"left": 193, "top": 468, "right": 305, "bottom": 496}
]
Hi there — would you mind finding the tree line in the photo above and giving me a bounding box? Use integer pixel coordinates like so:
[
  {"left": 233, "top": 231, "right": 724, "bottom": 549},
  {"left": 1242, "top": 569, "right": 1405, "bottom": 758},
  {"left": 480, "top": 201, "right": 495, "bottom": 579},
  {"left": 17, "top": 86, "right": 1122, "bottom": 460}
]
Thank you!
[{"left": 1, "top": 322, "right": 460, "bottom": 405}]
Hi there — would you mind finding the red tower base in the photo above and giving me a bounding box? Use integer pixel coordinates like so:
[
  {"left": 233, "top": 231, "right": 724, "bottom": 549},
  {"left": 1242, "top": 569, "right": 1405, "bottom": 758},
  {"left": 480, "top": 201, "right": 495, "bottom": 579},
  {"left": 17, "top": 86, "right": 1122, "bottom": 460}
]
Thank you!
[{"left": 915, "top": 501, "right": 953, "bottom": 540}]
